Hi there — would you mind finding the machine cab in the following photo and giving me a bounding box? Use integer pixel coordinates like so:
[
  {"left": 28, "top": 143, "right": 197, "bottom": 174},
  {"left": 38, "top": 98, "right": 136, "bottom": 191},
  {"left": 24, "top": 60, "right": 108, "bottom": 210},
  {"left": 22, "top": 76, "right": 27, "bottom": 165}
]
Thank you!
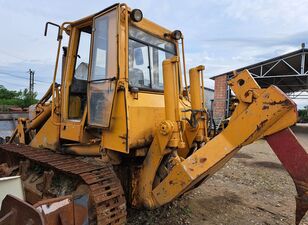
[{"left": 58, "top": 4, "right": 180, "bottom": 151}]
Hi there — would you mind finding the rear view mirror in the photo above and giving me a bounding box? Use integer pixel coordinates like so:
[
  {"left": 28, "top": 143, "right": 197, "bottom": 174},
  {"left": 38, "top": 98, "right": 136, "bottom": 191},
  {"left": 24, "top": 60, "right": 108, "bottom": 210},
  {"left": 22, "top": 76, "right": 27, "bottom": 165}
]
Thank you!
[{"left": 134, "top": 48, "right": 144, "bottom": 65}]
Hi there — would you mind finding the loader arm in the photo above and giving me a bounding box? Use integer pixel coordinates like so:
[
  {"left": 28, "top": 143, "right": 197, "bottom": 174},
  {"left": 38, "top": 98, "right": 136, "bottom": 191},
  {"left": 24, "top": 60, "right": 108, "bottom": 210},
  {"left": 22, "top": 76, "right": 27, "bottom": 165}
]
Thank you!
[
  {"left": 150, "top": 82, "right": 296, "bottom": 204},
  {"left": 136, "top": 65, "right": 307, "bottom": 223}
]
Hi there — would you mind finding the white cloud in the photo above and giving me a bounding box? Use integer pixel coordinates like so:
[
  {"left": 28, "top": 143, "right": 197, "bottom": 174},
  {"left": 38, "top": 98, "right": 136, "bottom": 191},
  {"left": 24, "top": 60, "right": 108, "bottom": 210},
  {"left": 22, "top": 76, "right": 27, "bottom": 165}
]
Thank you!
[
  {"left": 220, "top": 0, "right": 308, "bottom": 32},
  {"left": 0, "top": 0, "right": 306, "bottom": 99}
]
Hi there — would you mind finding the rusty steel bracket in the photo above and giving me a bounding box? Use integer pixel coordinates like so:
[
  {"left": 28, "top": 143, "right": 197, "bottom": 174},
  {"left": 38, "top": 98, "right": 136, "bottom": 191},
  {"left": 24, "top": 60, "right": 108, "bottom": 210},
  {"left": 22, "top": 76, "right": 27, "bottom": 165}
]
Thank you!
[
  {"left": 0, "top": 195, "right": 44, "bottom": 225},
  {"left": 42, "top": 170, "right": 54, "bottom": 196},
  {"left": 19, "top": 160, "right": 31, "bottom": 181},
  {"left": 34, "top": 195, "right": 89, "bottom": 225},
  {"left": 0, "top": 163, "right": 18, "bottom": 178},
  {"left": 0, "top": 163, "right": 13, "bottom": 178},
  {"left": 35, "top": 170, "right": 55, "bottom": 199},
  {"left": 35, "top": 196, "right": 74, "bottom": 225},
  {"left": 266, "top": 128, "right": 308, "bottom": 225}
]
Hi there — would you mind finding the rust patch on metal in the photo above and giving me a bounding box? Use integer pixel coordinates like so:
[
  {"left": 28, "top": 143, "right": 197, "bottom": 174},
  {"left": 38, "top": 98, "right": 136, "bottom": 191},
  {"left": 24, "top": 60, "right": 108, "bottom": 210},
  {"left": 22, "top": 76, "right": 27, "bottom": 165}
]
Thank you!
[
  {"left": 264, "top": 99, "right": 291, "bottom": 107},
  {"left": 180, "top": 181, "right": 186, "bottom": 188},
  {"left": 262, "top": 105, "right": 269, "bottom": 110},
  {"left": 241, "top": 119, "right": 268, "bottom": 146},
  {"left": 199, "top": 158, "right": 207, "bottom": 163},
  {"left": 244, "top": 90, "right": 253, "bottom": 98},
  {"left": 257, "top": 119, "right": 268, "bottom": 131}
]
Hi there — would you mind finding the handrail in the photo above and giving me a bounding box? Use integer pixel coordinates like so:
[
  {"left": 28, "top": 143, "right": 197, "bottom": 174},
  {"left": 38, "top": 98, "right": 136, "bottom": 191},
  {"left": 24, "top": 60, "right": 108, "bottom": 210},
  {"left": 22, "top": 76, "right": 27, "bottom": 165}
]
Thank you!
[{"left": 49, "top": 22, "right": 71, "bottom": 126}]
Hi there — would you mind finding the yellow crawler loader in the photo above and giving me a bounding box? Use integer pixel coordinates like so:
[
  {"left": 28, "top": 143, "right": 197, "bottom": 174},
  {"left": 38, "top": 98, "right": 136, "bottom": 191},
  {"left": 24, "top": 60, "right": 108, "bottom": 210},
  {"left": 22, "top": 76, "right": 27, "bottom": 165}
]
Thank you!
[{"left": 0, "top": 3, "right": 307, "bottom": 225}]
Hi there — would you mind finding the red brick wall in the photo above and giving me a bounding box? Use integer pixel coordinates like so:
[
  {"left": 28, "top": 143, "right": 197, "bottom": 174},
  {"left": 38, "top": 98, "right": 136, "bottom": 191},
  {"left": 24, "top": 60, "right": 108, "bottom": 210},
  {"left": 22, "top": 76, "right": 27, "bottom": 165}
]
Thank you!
[{"left": 213, "top": 75, "right": 227, "bottom": 121}]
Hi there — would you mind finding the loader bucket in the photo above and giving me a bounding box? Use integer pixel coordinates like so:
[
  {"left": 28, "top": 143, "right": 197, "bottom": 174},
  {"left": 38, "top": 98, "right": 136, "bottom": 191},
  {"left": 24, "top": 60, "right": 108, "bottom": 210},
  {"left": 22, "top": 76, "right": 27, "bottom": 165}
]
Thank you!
[
  {"left": 0, "top": 195, "right": 44, "bottom": 225},
  {"left": 266, "top": 128, "right": 308, "bottom": 225}
]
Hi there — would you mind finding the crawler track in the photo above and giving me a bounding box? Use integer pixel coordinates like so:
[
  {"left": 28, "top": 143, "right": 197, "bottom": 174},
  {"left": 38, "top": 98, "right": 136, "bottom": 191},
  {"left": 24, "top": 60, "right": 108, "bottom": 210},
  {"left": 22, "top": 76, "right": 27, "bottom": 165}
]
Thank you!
[{"left": 0, "top": 144, "right": 127, "bottom": 225}]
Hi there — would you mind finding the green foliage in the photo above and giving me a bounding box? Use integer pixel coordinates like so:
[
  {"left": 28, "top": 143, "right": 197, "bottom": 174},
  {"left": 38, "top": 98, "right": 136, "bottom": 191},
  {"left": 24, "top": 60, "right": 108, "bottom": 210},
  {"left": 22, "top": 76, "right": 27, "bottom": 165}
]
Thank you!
[
  {"left": 298, "top": 106, "right": 308, "bottom": 123},
  {"left": 0, "top": 85, "right": 38, "bottom": 108}
]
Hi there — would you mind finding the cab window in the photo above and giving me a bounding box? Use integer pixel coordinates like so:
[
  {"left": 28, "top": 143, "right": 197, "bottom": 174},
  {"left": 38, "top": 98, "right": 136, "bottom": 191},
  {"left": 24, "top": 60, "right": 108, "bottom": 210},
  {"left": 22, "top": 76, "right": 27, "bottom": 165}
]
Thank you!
[
  {"left": 128, "top": 26, "right": 176, "bottom": 91},
  {"left": 88, "top": 9, "right": 117, "bottom": 127}
]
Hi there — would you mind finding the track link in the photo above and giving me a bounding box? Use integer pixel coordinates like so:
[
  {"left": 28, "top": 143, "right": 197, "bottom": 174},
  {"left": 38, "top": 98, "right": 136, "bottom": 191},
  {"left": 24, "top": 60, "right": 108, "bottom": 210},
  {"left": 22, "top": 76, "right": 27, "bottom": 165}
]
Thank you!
[{"left": 0, "top": 144, "right": 127, "bottom": 225}]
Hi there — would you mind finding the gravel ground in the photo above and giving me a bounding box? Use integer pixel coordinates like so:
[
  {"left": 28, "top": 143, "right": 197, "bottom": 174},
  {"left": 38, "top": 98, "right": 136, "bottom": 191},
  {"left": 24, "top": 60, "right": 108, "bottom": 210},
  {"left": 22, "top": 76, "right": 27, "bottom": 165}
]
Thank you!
[{"left": 127, "top": 125, "right": 308, "bottom": 225}]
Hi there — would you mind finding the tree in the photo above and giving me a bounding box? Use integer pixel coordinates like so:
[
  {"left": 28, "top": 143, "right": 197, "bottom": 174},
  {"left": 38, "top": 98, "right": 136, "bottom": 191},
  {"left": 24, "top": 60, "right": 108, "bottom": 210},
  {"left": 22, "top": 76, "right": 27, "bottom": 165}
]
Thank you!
[
  {"left": 19, "top": 88, "right": 38, "bottom": 108},
  {"left": 0, "top": 85, "right": 38, "bottom": 108},
  {"left": 298, "top": 106, "right": 308, "bottom": 123}
]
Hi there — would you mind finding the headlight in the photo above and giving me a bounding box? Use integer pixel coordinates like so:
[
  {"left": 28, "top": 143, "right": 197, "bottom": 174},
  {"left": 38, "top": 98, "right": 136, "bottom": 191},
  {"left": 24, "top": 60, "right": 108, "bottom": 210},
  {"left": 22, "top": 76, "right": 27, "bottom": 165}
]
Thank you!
[
  {"left": 130, "top": 9, "right": 143, "bottom": 22},
  {"left": 171, "top": 30, "right": 182, "bottom": 40}
]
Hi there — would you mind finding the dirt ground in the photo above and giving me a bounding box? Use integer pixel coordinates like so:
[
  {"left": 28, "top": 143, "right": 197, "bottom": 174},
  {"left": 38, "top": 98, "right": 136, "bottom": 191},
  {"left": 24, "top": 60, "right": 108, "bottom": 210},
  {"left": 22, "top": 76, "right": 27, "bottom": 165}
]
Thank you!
[{"left": 127, "top": 124, "right": 308, "bottom": 225}]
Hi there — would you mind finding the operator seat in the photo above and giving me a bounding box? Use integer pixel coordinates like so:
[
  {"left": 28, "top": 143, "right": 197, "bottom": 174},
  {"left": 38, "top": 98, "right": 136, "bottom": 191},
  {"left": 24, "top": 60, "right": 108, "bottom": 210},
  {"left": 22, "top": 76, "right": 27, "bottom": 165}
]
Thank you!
[
  {"left": 129, "top": 68, "right": 144, "bottom": 87},
  {"left": 68, "top": 62, "right": 88, "bottom": 119},
  {"left": 71, "top": 62, "right": 88, "bottom": 94}
]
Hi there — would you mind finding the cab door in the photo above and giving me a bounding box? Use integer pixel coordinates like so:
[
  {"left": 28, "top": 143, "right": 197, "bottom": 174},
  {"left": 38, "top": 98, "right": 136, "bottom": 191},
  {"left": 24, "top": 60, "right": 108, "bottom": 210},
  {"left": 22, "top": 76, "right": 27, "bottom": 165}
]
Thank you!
[
  {"left": 88, "top": 9, "right": 118, "bottom": 128},
  {"left": 60, "top": 24, "right": 92, "bottom": 142}
]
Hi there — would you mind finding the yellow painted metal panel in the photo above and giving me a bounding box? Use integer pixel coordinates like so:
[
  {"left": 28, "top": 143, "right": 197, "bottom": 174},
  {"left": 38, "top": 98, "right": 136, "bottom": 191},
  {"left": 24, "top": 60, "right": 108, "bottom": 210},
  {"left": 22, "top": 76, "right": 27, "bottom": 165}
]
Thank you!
[{"left": 102, "top": 85, "right": 128, "bottom": 153}]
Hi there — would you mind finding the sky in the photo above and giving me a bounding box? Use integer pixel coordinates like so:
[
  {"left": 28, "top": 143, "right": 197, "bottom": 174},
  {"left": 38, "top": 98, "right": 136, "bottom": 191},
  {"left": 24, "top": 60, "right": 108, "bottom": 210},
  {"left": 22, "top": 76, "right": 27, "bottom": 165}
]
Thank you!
[{"left": 0, "top": 0, "right": 307, "bottom": 107}]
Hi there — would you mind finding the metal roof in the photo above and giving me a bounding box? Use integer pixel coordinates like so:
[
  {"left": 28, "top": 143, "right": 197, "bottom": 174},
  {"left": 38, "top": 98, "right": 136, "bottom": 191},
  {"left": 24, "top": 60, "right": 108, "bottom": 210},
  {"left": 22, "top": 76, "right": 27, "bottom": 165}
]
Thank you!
[{"left": 210, "top": 47, "right": 308, "bottom": 96}]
